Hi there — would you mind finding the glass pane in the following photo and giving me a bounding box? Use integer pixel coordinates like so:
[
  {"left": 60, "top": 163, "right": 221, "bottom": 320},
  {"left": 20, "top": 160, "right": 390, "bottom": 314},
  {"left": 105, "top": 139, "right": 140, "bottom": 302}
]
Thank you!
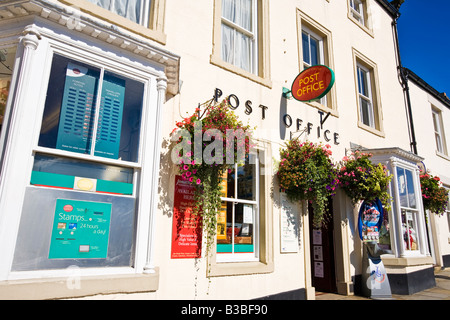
[
  {"left": 401, "top": 210, "right": 419, "bottom": 251},
  {"left": 0, "top": 47, "right": 16, "bottom": 135},
  {"left": 358, "top": 67, "right": 367, "bottom": 96},
  {"left": 222, "top": 0, "right": 252, "bottom": 31},
  {"left": 235, "top": 31, "right": 251, "bottom": 72},
  {"left": 31, "top": 153, "right": 134, "bottom": 195},
  {"left": 302, "top": 32, "right": 310, "bottom": 65},
  {"left": 237, "top": 155, "right": 256, "bottom": 201},
  {"left": 216, "top": 201, "right": 233, "bottom": 254},
  {"left": 221, "top": 24, "right": 235, "bottom": 65},
  {"left": 233, "top": 203, "right": 254, "bottom": 253},
  {"left": 397, "top": 167, "right": 408, "bottom": 207},
  {"left": 310, "top": 37, "right": 319, "bottom": 66},
  {"left": 405, "top": 169, "right": 416, "bottom": 208},
  {"left": 360, "top": 97, "right": 373, "bottom": 127},
  {"left": 38, "top": 55, "right": 100, "bottom": 154},
  {"left": 86, "top": 0, "right": 145, "bottom": 24},
  {"left": 38, "top": 55, "right": 144, "bottom": 162}
]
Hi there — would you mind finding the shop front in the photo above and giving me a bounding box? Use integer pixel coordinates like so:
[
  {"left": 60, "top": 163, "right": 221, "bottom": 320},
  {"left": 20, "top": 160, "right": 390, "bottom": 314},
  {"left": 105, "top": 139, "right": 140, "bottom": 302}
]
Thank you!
[{"left": 0, "top": 1, "right": 179, "bottom": 299}]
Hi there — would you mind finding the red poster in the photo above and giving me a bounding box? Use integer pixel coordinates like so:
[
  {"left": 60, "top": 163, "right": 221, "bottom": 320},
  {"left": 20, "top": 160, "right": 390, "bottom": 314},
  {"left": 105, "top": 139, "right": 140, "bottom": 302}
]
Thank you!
[{"left": 171, "top": 175, "right": 202, "bottom": 259}]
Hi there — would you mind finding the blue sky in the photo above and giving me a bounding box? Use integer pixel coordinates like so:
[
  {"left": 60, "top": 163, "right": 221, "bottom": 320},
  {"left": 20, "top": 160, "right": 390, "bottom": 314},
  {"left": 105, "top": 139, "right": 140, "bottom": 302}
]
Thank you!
[{"left": 397, "top": 0, "right": 450, "bottom": 95}]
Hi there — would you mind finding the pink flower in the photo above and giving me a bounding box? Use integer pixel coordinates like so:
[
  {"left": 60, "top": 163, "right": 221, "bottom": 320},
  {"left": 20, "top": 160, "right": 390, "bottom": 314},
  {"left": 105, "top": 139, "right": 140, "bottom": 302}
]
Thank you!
[
  {"left": 183, "top": 165, "right": 189, "bottom": 170},
  {"left": 196, "top": 179, "right": 201, "bottom": 185},
  {"left": 189, "top": 177, "right": 194, "bottom": 182},
  {"left": 186, "top": 171, "right": 192, "bottom": 177}
]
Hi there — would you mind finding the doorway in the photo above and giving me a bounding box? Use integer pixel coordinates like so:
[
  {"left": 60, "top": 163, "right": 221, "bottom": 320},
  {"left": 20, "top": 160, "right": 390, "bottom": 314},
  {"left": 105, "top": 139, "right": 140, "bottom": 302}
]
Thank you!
[{"left": 309, "top": 201, "right": 337, "bottom": 293}]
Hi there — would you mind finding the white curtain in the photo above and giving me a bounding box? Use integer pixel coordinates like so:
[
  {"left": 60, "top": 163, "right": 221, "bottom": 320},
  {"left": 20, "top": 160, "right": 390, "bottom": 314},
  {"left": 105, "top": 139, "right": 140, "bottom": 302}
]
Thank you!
[
  {"left": 87, "top": 0, "right": 143, "bottom": 24},
  {"left": 221, "top": 0, "right": 253, "bottom": 73}
]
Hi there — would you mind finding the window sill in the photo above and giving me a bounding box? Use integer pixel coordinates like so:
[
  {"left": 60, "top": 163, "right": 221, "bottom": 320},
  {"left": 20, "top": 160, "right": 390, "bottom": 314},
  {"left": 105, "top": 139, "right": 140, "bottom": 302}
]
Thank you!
[
  {"left": 209, "top": 261, "right": 274, "bottom": 277},
  {"left": 381, "top": 255, "right": 433, "bottom": 267},
  {"left": 357, "top": 121, "right": 385, "bottom": 137},
  {"left": 436, "top": 150, "right": 450, "bottom": 162},
  {"left": 0, "top": 269, "right": 159, "bottom": 300},
  {"left": 210, "top": 54, "right": 272, "bottom": 89},
  {"left": 347, "top": 14, "right": 374, "bottom": 38}
]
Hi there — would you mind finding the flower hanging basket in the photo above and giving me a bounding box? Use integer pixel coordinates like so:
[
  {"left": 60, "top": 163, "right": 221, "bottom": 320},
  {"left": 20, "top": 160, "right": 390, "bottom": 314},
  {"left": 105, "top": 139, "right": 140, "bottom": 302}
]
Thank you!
[
  {"left": 420, "top": 174, "right": 448, "bottom": 216},
  {"left": 337, "top": 151, "right": 392, "bottom": 209},
  {"left": 170, "top": 98, "right": 254, "bottom": 269},
  {"left": 277, "top": 140, "right": 338, "bottom": 227}
]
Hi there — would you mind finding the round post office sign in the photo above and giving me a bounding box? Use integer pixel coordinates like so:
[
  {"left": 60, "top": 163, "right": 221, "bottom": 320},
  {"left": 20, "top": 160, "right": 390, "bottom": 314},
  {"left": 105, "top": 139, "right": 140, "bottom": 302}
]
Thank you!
[{"left": 291, "top": 65, "right": 335, "bottom": 102}]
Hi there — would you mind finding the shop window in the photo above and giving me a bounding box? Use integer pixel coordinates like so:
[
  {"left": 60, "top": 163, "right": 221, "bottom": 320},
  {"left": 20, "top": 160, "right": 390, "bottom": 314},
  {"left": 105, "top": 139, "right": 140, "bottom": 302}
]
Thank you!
[
  {"left": 85, "top": 0, "right": 151, "bottom": 25},
  {"left": 211, "top": 0, "right": 271, "bottom": 87},
  {"left": 432, "top": 107, "right": 447, "bottom": 155},
  {"left": 297, "top": 10, "right": 336, "bottom": 112},
  {"left": 353, "top": 49, "right": 384, "bottom": 135},
  {"left": 11, "top": 53, "right": 147, "bottom": 271},
  {"left": 38, "top": 54, "right": 144, "bottom": 163},
  {"left": 217, "top": 153, "right": 259, "bottom": 262}
]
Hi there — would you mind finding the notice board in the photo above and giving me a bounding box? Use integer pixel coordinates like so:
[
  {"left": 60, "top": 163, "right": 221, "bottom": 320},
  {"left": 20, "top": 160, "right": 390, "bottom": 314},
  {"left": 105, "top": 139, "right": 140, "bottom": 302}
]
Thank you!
[
  {"left": 48, "top": 199, "right": 112, "bottom": 259},
  {"left": 171, "top": 176, "right": 202, "bottom": 259}
]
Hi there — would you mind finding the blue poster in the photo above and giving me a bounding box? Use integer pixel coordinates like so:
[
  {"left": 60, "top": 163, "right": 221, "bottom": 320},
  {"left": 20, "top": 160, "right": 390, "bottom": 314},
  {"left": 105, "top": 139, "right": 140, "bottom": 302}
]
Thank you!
[
  {"left": 56, "top": 63, "right": 125, "bottom": 159},
  {"left": 56, "top": 63, "right": 98, "bottom": 154},
  {"left": 49, "top": 199, "right": 112, "bottom": 259},
  {"left": 94, "top": 74, "right": 125, "bottom": 159}
]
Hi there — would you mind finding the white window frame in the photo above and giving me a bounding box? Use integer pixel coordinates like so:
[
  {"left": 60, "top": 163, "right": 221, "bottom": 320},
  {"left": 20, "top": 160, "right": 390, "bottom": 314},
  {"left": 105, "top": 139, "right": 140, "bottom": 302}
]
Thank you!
[
  {"left": 86, "top": 0, "right": 151, "bottom": 26},
  {"left": 432, "top": 108, "right": 447, "bottom": 155},
  {"left": 217, "top": 153, "right": 260, "bottom": 263},
  {"left": 357, "top": 63, "right": 375, "bottom": 129},
  {"left": 2, "top": 35, "right": 163, "bottom": 281},
  {"left": 350, "top": 0, "right": 365, "bottom": 25},
  {"left": 221, "top": 0, "right": 258, "bottom": 75}
]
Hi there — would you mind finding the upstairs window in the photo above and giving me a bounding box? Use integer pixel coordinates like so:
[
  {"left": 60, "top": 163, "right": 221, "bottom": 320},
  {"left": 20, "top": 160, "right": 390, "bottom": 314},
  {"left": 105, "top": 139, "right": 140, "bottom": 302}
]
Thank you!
[
  {"left": 432, "top": 107, "right": 447, "bottom": 155},
  {"left": 86, "top": 0, "right": 151, "bottom": 26},
  {"left": 357, "top": 63, "right": 375, "bottom": 128},
  {"left": 221, "top": 0, "right": 258, "bottom": 74},
  {"left": 350, "top": 0, "right": 365, "bottom": 25}
]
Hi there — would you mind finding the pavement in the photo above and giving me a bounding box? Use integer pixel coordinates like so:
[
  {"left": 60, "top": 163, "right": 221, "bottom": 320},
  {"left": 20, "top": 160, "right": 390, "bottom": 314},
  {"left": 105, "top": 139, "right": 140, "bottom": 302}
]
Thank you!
[{"left": 315, "top": 268, "right": 450, "bottom": 300}]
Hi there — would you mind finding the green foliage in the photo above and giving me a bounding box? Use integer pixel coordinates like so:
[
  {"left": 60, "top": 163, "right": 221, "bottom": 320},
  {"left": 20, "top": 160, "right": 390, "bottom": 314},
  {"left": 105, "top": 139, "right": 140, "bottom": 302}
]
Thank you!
[
  {"left": 277, "top": 140, "right": 338, "bottom": 227},
  {"left": 337, "top": 151, "right": 392, "bottom": 209},
  {"left": 420, "top": 174, "right": 448, "bottom": 216}
]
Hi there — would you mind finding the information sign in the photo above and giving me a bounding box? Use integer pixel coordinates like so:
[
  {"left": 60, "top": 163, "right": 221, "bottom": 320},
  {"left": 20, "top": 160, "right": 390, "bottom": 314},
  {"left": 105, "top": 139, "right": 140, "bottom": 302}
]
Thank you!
[{"left": 48, "top": 199, "right": 112, "bottom": 259}]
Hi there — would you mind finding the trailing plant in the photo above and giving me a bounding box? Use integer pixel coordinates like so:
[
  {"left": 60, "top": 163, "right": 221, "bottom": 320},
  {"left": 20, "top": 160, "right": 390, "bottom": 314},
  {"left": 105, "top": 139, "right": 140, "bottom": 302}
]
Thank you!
[
  {"left": 277, "top": 140, "right": 338, "bottom": 227},
  {"left": 171, "top": 98, "right": 253, "bottom": 276},
  {"left": 420, "top": 173, "right": 448, "bottom": 216},
  {"left": 337, "top": 151, "right": 392, "bottom": 209}
]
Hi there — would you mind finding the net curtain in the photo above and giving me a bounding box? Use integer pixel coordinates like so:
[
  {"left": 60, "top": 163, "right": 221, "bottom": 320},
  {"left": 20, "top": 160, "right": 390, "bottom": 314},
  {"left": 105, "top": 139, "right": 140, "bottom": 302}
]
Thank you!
[
  {"left": 221, "top": 0, "right": 253, "bottom": 73},
  {"left": 87, "top": 0, "right": 143, "bottom": 24}
]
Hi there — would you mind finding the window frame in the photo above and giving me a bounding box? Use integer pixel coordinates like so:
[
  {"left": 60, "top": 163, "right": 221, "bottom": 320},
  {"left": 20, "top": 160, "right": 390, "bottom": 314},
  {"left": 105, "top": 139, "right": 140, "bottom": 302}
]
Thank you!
[
  {"left": 347, "top": 0, "right": 373, "bottom": 37},
  {"left": 216, "top": 154, "right": 260, "bottom": 263},
  {"left": 352, "top": 48, "right": 384, "bottom": 136},
  {"left": 357, "top": 63, "right": 375, "bottom": 128},
  {"left": 432, "top": 107, "right": 447, "bottom": 155},
  {"left": 209, "top": 142, "right": 274, "bottom": 277},
  {"left": 211, "top": 0, "right": 272, "bottom": 88}
]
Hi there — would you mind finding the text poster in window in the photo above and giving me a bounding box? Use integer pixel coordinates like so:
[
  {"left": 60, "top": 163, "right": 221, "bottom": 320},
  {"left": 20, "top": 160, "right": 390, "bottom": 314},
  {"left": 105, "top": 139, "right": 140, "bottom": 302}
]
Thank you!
[
  {"left": 56, "top": 63, "right": 97, "bottom": 154},
  {"left": 94, "top": 74, "right": 125, "bottom": 159},
  {"left": 280, "top": 193, "right": 299, "bottom": 253},
  {"left": 171, "top": 176, "right": 202, "bottom": 259},
  {"left": 48, "top": 199, "right": 111, "bottom": 259}
]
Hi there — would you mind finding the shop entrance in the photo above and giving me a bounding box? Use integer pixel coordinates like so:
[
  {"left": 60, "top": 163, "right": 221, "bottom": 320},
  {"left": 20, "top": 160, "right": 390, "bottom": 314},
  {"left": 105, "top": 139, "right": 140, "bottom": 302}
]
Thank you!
[{"left": 309, "top": 201, "right": 337, "bottom": 293}]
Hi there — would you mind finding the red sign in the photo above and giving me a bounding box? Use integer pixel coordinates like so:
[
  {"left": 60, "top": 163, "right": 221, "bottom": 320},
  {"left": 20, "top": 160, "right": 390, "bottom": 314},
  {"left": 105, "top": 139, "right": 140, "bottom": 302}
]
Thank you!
[
  {"left": 171, "top": 175, "right": 202, "bottom": 259},
  {"left": 291, "top": 65, "right": 335, "bottom": 102}
]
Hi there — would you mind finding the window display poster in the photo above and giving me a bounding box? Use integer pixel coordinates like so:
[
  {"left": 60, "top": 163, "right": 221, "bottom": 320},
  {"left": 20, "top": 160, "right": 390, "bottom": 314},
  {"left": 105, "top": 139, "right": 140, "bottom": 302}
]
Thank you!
[
  {"left": 48, "top": 199, "right": 111, "bottom": 259},
  {"left": 171, "top": 176, "right": 202, "bottom": 259},
  {"left": 94, "top": 74, "right": 125, "bottom": 159},
  {"left": 56, "top": 63, "right": 97, "bottom": 154}
]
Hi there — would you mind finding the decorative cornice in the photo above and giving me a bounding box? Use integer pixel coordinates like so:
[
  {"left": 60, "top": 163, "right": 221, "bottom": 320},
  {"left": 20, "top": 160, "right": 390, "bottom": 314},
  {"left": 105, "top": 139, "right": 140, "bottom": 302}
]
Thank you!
[{"left": 0, "top": 0, "right": 180, "bottom": 95}]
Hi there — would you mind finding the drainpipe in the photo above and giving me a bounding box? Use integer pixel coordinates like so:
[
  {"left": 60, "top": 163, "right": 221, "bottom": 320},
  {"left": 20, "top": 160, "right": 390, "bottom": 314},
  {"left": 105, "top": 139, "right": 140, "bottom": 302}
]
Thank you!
[{"left": 392, "top": 12, "right": 418, "bottom": 155}]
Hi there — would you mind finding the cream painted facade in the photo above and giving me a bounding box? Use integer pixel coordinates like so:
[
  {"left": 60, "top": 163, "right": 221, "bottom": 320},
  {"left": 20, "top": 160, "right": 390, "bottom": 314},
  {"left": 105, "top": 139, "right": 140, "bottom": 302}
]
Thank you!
[{"left": 0, "top": 0, "right": 445, "bottom": 300}]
